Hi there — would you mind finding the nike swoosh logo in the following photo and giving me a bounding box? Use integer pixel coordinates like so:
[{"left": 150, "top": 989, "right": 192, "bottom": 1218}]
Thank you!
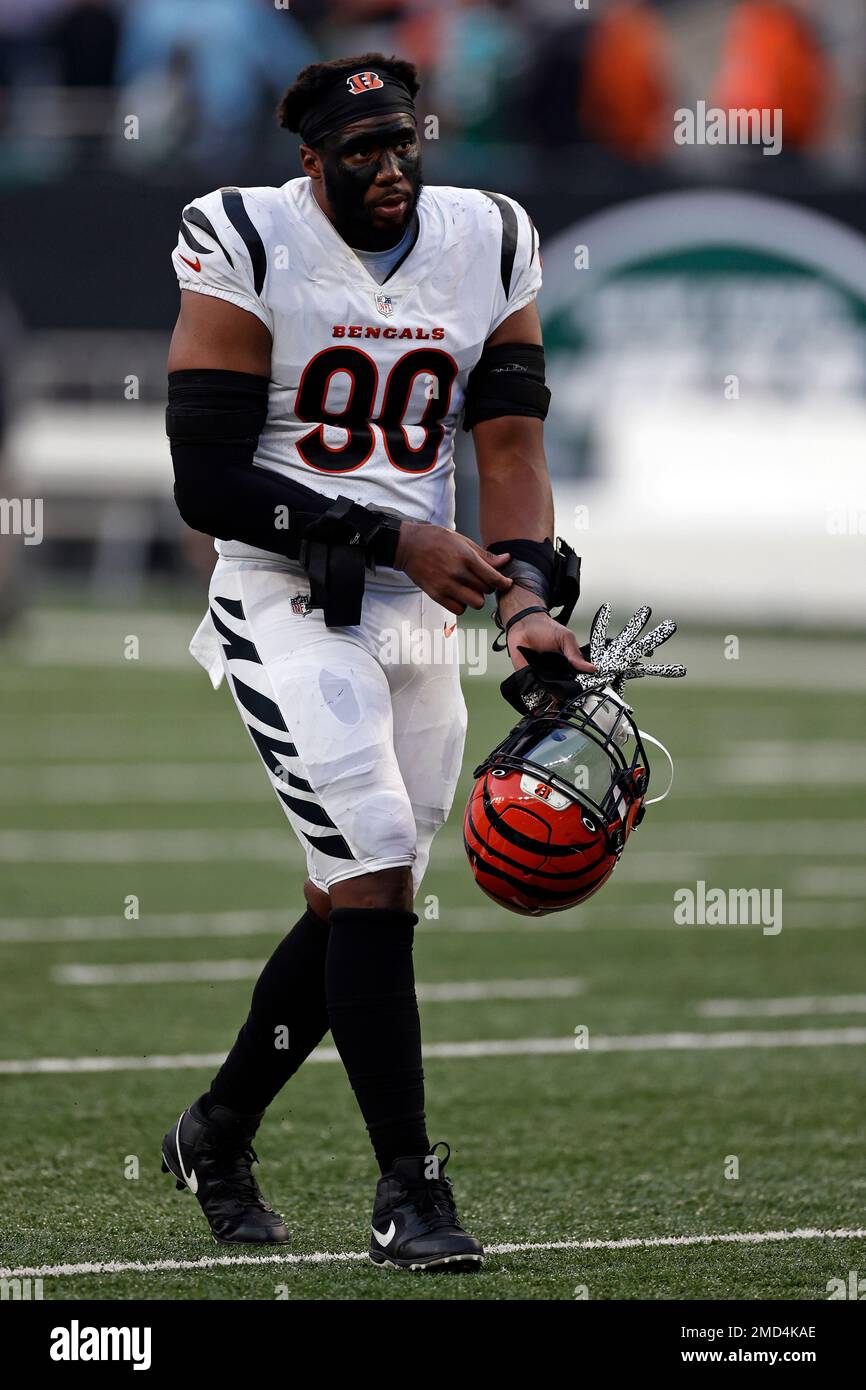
[
  {"left": 175, "top": 1116, "right": 198, "bottom": 1194},
  {"left": 371, "top": 1221, "right": 396, "bottom": 1247},
  {"left": 178, "top": 254, "right": 201, "bottom": 272}
]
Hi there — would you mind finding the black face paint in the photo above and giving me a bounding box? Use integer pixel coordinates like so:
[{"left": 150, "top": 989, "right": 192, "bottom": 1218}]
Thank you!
[{"left": 319, "top": 121, "right": 423, "bottom": 251}]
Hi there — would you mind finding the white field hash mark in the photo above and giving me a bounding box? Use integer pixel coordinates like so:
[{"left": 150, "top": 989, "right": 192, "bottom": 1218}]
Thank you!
[
  {"left": 5, "top": 1027, "right": 866, "bottom": 1074},
  {"left": 3, "top": 1227, "right": 866, "bottom": 1281}
]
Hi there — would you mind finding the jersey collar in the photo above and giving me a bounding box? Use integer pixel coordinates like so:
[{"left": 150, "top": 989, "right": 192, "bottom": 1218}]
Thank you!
[{"left": 291, "top": 178, "right": 430, "bottom": 293}]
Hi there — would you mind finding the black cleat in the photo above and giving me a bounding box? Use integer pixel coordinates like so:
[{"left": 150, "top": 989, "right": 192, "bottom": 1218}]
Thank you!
[
  {"left": 161, "top": 1097, "right": 289, "bottom": 1244},
  {"left": 368, "top": 1141, "right": 484, "bottom": 1272}
]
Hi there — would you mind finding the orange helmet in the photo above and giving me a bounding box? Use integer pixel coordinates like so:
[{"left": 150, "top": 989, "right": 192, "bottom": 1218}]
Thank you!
[{"left": 463, "top": 690, "right": 651, "bottom": 917}]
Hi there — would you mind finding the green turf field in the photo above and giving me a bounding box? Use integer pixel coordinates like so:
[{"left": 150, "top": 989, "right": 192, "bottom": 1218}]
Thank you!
[{"left": 1, "top": 611, "right": 865, "bottom": 1300}]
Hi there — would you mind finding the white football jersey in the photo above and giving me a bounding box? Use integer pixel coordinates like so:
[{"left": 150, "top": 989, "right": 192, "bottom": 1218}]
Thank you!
[{"left": 171, "top": 177, "right": 542, "bottom": 577}]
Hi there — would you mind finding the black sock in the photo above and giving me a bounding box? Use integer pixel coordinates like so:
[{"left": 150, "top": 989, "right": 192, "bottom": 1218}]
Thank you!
[
  {"left": 325, "top": 906, "right": 429, "bottom": 1173},
  {"left": 206, "top": 905, "right": 331, "bottom": 1115}
]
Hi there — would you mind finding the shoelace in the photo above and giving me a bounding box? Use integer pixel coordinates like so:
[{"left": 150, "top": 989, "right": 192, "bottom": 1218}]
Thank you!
[
  {"left": 404, "top": 1178, "right": 462, "bottom": 1234},
  {"left": 205, "top": 1140, "right": 273, "bottom": 1213}
]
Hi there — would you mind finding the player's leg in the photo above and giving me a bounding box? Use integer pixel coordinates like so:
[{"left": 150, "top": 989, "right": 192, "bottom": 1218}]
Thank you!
[
  {"left": 203, "top": 891, "right": 331, "bottom": 1115},
  {"left": 160, "top": 882, "right": 331, "bottom": 1243},
  {"left": 161, "top": 562, "right": 376, "bottom": 1243},
  {"left": 163, "top": 560, "right": 441, "bottom": 1244},
  {"left": 325, "top": 863, "right": 482, "bottom": 1271},
  {"left": 242, "top": 574, "right": 480, "bottom": 1269},
  {"left": 318, "top": 586, "right": 480, "bottom": 1270}
]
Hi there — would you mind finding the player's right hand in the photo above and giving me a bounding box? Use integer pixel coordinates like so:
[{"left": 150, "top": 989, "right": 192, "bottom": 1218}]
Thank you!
[{"left": 394, "top": 521, "right": 513, "bottom": 615}]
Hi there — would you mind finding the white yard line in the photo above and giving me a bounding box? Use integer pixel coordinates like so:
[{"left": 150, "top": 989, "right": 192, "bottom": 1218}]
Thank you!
[
  {"left": 2, "top": 900, "right": 863, "bottom": 945},
  {"left": 698, "top": 994, "right": 866, "bottom": 1019},
  {"left": 2, "top": 746, "right": 864, "bottom": 802},
  {"left": 1, "top": 820, "right": 863, "bottom": 863},
  {"left": 0, "top": 763, "right": 263, "bottom": 804},
  {"left": 792, "top": 867, "right": 866, "bottom": 898},
  {"left": 51, "top": 961, "right": 583, "bottom": 1001},
  {"left": 0, "top": 830, "right": 296, "bottom": 863},
  {"left": 3, "top": 1226, "right": 865, "bottom": 1281},
  {"left": 10, "top": 617, "right": 866, "bottom": 690},
  {"left": 4, "top": 1026, "right": 866, "bottom": 1075},
  {"left": 1, "top": 817, "right": 866, "bottom": 861}
]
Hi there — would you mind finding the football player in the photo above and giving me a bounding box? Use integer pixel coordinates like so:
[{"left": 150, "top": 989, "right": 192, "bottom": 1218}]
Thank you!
[{"left": 162, "top": 52, "right": 596, "bottom": 1272}]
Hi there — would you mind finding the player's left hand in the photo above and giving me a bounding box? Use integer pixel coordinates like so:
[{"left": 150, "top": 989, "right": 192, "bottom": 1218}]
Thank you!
[{"left": 504, "top": 608, "right": 597, "bottom": 675}]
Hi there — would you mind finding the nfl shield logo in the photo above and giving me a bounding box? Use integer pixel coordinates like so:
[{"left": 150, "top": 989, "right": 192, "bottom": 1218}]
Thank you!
[
  {"left": 375, "top": 292, "right": 394, "bottom": 318},
  {"left": 291, "top": 592, "right": 312, "bottom": 616}
]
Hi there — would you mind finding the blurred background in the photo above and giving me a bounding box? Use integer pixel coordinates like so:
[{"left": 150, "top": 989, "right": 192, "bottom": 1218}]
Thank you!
[
  {"left": 2, "top": 2, "right": 866, "bottom": 1298},
  {"left": 1, "top": 0, "right": 865, "bottom": 624}
]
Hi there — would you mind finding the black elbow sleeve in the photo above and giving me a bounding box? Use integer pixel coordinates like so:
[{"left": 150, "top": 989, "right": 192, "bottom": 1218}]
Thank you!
[
  {"left": 165, "top": 369, "right": 403, "bottom": 574},
  {"left": 462, "top": 343, "right": 550, "bottom": 432},
  {"left": 170, "top": 449, "right": 229, "bottom": 537},
  {"left": 167, "top": 368, "right": 269, "bottom": 541}
]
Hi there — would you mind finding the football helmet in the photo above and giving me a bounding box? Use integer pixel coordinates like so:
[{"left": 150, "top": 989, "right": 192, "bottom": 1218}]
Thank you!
[{"left": 464, "top": 688, "right": 665, "bottom": 916}]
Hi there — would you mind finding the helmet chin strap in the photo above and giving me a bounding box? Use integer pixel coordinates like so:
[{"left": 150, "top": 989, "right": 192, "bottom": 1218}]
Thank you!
[{"left": 639, "top": 730, "right": 675, "bottom": 805}]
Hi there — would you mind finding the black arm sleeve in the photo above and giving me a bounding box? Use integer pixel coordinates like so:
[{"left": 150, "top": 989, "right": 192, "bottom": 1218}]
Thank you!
[
  {"left": 462, "top": 343, "right": 550, "bottom": 432},
  {"left": 166, "top": 369, "right": 401, "bottom": 568}
]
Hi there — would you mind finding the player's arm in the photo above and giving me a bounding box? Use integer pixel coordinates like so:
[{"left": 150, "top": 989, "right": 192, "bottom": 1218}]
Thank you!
[
  {"left": 168, "top": 289, "right": 272, "bottom": 376},
  {"left": 472, "top": 301, "right": 596, "bottom": 674},
  {"left": 167, "top": 293, "right": 326, "bottom": 557}
]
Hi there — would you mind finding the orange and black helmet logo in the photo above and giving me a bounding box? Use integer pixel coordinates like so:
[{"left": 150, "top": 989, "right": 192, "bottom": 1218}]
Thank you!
[{"left": 346, "top": 71, "right": 385, "bottom": 96}]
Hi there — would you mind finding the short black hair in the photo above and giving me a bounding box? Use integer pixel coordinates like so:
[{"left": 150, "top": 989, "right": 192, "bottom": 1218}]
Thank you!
[{"left": 277, "top": 52, "right": 420, "bottom": 137}]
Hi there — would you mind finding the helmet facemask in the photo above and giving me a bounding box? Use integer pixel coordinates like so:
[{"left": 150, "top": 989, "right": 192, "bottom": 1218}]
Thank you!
[{"left": 473, "top": 687, "right": 650, "bottom": 859}]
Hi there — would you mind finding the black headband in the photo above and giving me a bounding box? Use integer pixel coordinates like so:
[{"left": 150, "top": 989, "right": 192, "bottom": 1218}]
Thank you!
[{"left": 299, "top": 69, "right": 417, "bottom": 147}]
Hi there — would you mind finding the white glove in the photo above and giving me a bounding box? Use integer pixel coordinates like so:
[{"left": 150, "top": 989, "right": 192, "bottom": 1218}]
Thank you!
[{"left": 576, "top": 604, "right": 687, "bottom": 696}]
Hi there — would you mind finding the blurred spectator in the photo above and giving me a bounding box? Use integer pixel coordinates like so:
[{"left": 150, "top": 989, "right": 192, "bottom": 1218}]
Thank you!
[
  {"left": 0, "top": 0, "right": 69, "bottom": 134},
  {"left": 114, "top": 0, "right": 317, "bottom": 160},
  {"left": 713, "top": 1, "right": 831, "bottom": 149},
  {"left": 50, "top": 0, "right": 119, "bottom": 89},
  {"left": 414, "top": 1, "right": 526, "bottom": 142},
  {"left": 0, "top": 0, "right": 863, "bottom": 178},
  {"left": 525, "top": 0, "right": 671, "bottom": 160},
  {"left": 579, "top": 1, "right": 672, "bottom": 160},
  {"left": 110, "top": 44, "right": 198, "bottom": 169}
]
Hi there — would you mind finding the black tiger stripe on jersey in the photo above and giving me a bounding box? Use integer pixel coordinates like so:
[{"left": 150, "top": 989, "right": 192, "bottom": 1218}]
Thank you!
[
  {"left": 182, "top": 206, "right": 235, "bottom": 268},
  {"left": 481, "top": 191, "right": 519, "bottom": 298},
  {"left": 274, "top": 787, "right": 339, "bottom": 830},
  {"left": 301, "top": 829, "right": 356, "bottom": 860},
  {"left": 209, "top": 606, "right": 262, "bottom": 666},
  {"left": 221, "top": 188, "right": 267, "bottom": 295},
  {"left": 179, "top": 222, "right": 212, "bottom": 257},
  {"left": 231, "top": 677, "right": 357, "bottom": 863},
  {"left": 271, "top": 766, "right": 316, "bottom": 796},
  {"left": 212, "top": 594, "right": 245, "bottom": 621},
  {"left": 245, "top": 722, "right": 299, "bottom": 768},
  {"left": 230, "top": 674, "right": 288, "bottom": 732}
]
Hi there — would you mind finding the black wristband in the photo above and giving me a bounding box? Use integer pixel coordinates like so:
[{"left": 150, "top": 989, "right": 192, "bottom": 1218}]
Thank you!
[{"left": 491, "top": 604, "right": 549, "bottom": 653}]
